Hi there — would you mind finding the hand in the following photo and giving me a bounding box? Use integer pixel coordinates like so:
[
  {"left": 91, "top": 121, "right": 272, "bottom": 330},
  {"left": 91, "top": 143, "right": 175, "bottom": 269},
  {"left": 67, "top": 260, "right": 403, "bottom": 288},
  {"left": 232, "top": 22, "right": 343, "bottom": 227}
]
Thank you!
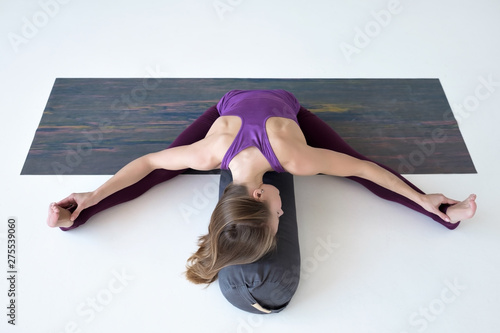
[
  {"left": 419, "top": 194, "right": 459, "bottom": 222},
  {"left": 56, "top": 192, "right": 97, "bottom": 222}
]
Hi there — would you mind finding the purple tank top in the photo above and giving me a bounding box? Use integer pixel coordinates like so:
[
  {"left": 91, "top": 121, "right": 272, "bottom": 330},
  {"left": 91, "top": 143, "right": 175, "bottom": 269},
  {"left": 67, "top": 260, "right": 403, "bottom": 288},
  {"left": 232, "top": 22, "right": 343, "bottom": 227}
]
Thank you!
[{"left": 216, "top": 90, "right": 301, "bottom": 172}]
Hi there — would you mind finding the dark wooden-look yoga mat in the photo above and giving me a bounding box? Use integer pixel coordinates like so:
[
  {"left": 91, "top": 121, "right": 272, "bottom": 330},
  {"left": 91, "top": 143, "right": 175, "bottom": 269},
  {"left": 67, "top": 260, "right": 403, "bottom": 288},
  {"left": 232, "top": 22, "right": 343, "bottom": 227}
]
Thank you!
[{"left": 22, "top": 78, "right": 476, "bottom": 175}]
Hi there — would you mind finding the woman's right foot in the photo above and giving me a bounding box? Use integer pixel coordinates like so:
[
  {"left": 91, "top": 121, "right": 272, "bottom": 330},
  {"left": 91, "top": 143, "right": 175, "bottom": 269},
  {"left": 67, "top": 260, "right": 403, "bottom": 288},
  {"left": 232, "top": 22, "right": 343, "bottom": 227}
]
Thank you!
[
  {"left": 47, "top": 203, "right": 74, "bottom": 228},
  {"left": 447, "top": 194, "right": 477, "bottom": 224}
]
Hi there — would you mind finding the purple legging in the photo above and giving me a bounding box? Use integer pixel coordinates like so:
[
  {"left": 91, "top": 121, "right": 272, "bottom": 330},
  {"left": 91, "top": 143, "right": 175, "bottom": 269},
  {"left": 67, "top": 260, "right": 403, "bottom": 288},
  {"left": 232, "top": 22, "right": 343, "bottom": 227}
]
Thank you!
[{"left": 61, "top": 105, "right": 458, "bottom": 231}]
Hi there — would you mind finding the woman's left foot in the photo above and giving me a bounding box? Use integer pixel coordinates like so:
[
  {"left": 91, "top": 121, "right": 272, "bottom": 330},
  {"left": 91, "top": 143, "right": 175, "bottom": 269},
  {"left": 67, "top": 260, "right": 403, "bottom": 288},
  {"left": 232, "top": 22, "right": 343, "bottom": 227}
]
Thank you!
[
  {"left": 447, "top": 194, "right": 477, "bottom": 223},
  {"left": 47, "top": 203, "right": 74, "bottom": 228}
]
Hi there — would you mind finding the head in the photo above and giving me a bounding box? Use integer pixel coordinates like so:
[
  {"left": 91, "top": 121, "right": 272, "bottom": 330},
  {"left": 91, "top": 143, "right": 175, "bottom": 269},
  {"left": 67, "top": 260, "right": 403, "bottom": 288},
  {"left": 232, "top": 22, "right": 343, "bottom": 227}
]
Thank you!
[
  {"left": 250, "top": 183, "right": 284, "bottom": 235},
  {"left": 185, "top": 183, "right": 283, "bottom": 285}
]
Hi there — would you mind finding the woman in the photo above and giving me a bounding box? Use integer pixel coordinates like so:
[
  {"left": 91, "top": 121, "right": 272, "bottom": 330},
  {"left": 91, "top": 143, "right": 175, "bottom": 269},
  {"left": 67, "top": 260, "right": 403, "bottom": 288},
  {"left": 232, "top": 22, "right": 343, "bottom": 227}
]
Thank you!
[{"left": 47, "top": 89, "right": 477, "bottom": 285}]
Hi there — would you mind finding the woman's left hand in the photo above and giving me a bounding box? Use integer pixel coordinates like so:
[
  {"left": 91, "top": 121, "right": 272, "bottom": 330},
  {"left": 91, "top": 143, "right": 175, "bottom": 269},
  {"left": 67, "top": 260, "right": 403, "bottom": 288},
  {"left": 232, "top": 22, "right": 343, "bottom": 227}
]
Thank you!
[{"left": 419, "top": 194, "right": 459, "bottom": 222}]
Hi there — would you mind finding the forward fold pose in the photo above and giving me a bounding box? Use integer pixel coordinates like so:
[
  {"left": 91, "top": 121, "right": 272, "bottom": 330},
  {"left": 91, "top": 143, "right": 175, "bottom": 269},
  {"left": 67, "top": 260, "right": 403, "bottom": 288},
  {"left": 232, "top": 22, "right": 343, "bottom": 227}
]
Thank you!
[{"left": 47, "top": 89, "right": 476, "bottom": 291}]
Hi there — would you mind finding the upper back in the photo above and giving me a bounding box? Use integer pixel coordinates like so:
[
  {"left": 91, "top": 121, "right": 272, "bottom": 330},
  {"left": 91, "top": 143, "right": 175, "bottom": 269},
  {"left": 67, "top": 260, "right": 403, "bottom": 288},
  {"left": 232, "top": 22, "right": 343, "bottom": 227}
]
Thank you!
[
  {"left": 216, "top": 90, "right": 301, "bottom": 172},
  {"left": 217, "top": 90, "right": 300, "bottom": 123}
]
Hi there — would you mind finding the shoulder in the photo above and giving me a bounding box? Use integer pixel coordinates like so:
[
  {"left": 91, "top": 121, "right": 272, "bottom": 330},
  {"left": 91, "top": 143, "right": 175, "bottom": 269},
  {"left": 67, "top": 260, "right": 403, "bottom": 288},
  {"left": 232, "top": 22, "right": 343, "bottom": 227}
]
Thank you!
[
  {"left": 269, "top": 135, "right": 317, "bottom": 176},
  {"left": 274, "top": 90, "right": 300, "bottom": 110},
  {"left": 217, "top": 90, "right": 244, "bottom": 112},
  {"left": 186, "top": 134, "right": 230, "bottom": 170},
  {"left": 279, "top": 142, "right": 367, "bottom": 177},
  {"left": 278, "top": 143, "right": 321, "bottom": 176},
  {"left": 266, "top": 120, "right": 310, "bottom": 173},
  {"left": 147, "top": 134, "right": 227, "bottom": 171}
]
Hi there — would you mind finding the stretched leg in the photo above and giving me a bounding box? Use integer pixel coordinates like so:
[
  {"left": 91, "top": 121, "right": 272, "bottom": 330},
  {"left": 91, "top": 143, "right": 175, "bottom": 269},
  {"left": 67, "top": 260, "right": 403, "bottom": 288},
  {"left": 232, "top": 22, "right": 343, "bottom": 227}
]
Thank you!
[
  {"left": 296, "top": 106, "right": 460, "bottom": 229},
  {"left": 57, "top": 105, "right": 220, "bottom": 231}
]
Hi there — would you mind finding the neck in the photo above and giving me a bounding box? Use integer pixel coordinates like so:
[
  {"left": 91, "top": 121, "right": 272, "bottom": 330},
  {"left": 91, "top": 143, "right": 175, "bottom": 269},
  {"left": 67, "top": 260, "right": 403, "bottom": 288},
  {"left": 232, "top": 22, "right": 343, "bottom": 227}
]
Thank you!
[{"left": 230, "top": 163, "right": 266, "bottom": 194}]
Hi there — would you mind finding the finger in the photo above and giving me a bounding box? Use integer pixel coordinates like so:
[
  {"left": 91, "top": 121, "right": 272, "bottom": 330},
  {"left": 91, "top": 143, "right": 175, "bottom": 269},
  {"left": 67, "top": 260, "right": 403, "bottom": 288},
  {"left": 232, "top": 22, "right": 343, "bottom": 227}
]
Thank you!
[
  {"left": 56, "top": 198, "right": 76, "bottom": 208},
  {"left": 435, "top": 209, "right": 451, "bottom": 223},
  {"left": 70, "top": 207, "right": 82, "bottom": 222},
  {"left": 56, "top": 194, "right": 76, "bottom": 207},
  {"left": 442, "top": 196, "right": 459, "bottom": 205}
]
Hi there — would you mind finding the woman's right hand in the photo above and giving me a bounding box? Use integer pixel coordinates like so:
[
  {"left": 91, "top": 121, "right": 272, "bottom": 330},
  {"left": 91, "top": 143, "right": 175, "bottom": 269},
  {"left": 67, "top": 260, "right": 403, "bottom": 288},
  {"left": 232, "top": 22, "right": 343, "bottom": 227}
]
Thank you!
[
  {"left": 419, "top": 193, "right": 459, "bottom": 223},
  {"left": 56, "top": 192, "right": 97, "bottom": 222}
]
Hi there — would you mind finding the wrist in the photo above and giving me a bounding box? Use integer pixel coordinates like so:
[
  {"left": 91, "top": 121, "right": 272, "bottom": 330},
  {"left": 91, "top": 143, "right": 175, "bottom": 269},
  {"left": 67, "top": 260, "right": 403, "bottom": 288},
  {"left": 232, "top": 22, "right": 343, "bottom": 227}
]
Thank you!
[
  {"left": 90, "top": 190, "right": 103, "bottom": 205},
  {"left": 415, "top": 193, "right": 426, "bottom": 206}
]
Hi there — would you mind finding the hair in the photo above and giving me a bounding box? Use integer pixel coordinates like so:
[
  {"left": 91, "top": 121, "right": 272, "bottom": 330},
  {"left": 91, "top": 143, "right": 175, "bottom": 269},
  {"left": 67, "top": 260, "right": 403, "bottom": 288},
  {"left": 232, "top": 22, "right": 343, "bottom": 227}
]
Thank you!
[{"left": 185, "top": 183, "right": 277, "bottom": 285}]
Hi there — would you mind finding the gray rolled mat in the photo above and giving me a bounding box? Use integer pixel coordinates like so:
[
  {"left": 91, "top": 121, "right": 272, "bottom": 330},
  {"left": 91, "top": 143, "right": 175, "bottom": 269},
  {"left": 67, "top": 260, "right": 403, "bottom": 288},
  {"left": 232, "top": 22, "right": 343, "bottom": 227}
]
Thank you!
[{"left": 218, "top": 170, "right": 300, "bottom": 314}]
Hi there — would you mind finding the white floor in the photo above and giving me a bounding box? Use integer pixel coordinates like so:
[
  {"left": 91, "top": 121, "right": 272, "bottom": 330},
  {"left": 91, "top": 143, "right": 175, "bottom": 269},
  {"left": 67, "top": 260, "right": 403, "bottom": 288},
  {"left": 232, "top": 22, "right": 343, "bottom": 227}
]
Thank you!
[{"left": 1, "top": 1, "right": 499, "bottom": 332}]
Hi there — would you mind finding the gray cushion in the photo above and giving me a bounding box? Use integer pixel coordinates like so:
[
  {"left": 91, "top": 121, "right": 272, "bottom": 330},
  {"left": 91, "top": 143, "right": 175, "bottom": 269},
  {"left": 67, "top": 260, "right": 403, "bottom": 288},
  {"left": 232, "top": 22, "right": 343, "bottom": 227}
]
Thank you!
[{"left": 218, "top": 170, "right": 301, "bottom": 314}]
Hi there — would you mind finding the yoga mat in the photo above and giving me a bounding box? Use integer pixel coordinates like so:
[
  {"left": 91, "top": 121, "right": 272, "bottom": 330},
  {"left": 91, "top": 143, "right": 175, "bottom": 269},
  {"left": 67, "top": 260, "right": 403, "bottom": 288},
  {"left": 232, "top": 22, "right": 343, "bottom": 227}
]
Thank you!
[{"left": 22, "top": 78, "right": 476, "bottom": 175}]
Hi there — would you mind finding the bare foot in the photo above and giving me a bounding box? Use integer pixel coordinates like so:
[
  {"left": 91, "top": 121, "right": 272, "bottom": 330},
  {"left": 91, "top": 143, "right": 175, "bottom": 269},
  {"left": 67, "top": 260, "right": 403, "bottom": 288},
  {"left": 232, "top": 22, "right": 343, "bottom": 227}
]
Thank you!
[
  {"left": 47, "top": 203, "right": 74, "bottom": 228},
  {"left": 446, "top": 194, "right": 477, "bottom": 224}
]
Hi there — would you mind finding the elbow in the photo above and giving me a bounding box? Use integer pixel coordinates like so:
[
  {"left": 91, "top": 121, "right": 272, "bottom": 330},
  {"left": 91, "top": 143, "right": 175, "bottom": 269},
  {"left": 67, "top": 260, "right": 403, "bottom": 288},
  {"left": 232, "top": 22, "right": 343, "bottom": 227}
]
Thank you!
[
  {"left": 286, "top": 160, "right": 318, "bottom": 176},
  {"left": 192, "top": 155, "right": 217, "bottom": 171},
  {"left": 352, "top": 160, "right": 376, "bottom": 178},
  {"left": 142, "top": 153, "right": 158, "bottom": 172}
]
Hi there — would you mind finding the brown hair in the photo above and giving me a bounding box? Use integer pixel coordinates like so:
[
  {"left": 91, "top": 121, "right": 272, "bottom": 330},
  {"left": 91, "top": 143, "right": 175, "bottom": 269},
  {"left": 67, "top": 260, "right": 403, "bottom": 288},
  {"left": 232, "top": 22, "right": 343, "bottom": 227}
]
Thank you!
[{"left": 185, "top": 183, "right": 277, "bottom": 285}]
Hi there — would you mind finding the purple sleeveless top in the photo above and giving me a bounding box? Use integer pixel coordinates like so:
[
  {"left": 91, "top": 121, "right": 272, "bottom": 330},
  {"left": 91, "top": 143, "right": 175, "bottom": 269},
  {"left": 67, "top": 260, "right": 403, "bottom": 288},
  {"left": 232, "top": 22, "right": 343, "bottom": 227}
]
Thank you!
[{"left": 216, "top": 90, "right": 301, "bottom": 172}]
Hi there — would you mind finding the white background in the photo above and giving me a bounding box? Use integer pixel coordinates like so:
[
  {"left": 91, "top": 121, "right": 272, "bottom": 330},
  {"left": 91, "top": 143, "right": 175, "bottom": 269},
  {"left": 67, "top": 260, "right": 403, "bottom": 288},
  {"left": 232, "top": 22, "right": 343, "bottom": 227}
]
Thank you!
[{"left": 1, "top": 0, "right": 499, "bottom": 332}]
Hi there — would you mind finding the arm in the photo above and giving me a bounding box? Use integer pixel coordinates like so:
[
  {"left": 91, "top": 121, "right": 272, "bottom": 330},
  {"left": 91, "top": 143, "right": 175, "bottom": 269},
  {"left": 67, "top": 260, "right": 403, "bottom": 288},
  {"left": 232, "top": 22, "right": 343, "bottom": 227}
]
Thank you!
[
  {"left": 288, "top": 146, "right": 456, "bottom": 221},
  {"left": 93, "top": 139, "right": 217, "bottom": 203},
  {"left": 60, "top": 136, "right": 219, "bottom": 221}
]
